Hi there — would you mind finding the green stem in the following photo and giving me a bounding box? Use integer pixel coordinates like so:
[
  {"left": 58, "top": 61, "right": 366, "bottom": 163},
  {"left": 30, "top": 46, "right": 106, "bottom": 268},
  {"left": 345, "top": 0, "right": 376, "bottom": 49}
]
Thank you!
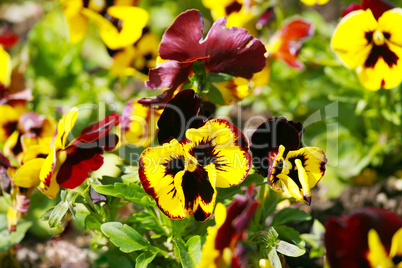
[{"left": 254, "top": 184, "right": 266, "bottom": 229}]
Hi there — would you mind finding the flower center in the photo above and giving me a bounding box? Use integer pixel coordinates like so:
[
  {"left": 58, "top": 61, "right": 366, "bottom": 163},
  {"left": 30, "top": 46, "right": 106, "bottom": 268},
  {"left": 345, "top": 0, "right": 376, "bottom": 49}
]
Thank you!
[
  {"left": 373, "top": 30, "right": 385, "bottom": 46},
  {"left": 187, "top": 158, "right": 197, "bottom": 172}
]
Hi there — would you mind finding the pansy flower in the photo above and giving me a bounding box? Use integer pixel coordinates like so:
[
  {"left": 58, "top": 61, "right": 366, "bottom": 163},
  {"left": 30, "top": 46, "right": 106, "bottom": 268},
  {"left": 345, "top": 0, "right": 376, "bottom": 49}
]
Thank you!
[
  {"left": 0, "top": 46, "right": 11, "bottom": 87},
  {"left": 198, "top": 186, "right": 259, "bottom": 268},
  {"left": 325, "top": 207, "right": 402, "bottom": 267},
  {"left": 39, "top": 109, "right": 120, "bottom": 198},
  {"left": 331, "top": 0, "right": 402, "bottom": 90},
  {"left": 250, "top": 117, "right": 326, "bottom": 205},
  {"left": 62, "top": 0, "right": 148, "bottom": 50},
  {"left": 139, "top": 90, "right": 251, "bottom": 221},
  {"left": 140, "top": 9, "right": 266, "bottom": 106},
  {"left": 120, "top": 97, "right": 162, "bottom": 148},
  {"left": 267, "top": 18, "right": 315, "bottom": 70},
  {"left": 3, "top": 112, "right": 56, "bottom": 161}
]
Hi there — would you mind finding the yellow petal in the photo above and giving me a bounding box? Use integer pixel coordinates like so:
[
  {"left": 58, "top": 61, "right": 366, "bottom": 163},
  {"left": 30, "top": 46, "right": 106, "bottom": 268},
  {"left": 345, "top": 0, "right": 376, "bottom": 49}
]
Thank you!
[
  {"left": 56, "top": 108, "right": 78, "bottom": 149},
  {"left": 214, "top": 77, "right": 250, "bottom": 105},
  {"left": 367, "top": 229, "right": 394, "bottom": 268},
  {"left": 378, "top": 8, "right": 402, "bottom": 47},
  {"left": 12, "top": 158, "right": 44, "bottom": 188},
  {"left": 214, "top": 202, "right": 227, "bottom": 228},
  {"left": 185, "top": 119, "right": 250, "bottom": 188},
  {"left": 83, "top": 6, "right": 149, "bottom": 50},
  {"left": 300, "top": 0, "right": 329, "bottom": 5},
  {"left": 110, "top": 46, "right": 136, "bottom": 76},
  {"left": 22, "top": 144, "right": 50, "bottom": 164},
  {"left": 277, "top": 173, "right": 305, "bottom": 203},
  {"left": 390, "top": 228, "right": 402, "bottom": 258},
  {"left": 331, "top": 9, "right": 378, "bottom": 69},
  {"left": 7, "top": 207, "right": 18, "bottom": 232},
  {"left": 38, "top": 147, "right": 60, "bottom": 199},
  {"left": 0, "top": 46, "right": 11, "bottom": 86},
  {"left": 3, "top": 130, "right": 20, "bottom": 158},
  {"left": 139, "top": 139, "right": 187, "bottom": 219}
]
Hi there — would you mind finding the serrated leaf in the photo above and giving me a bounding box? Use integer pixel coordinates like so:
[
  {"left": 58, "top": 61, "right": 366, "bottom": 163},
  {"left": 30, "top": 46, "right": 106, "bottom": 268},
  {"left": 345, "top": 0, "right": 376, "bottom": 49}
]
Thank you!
[
  {"left": 276, "top": 240, "right": 306, "bottom": 257},
  {"left": 0, "top": 215, "right": 32, "bottom": 251},
  {"left": 206, "top": 85, "right": 225, "bottom": 105},
  {"left": 271, "top": 208, "right": 311, "bottom": 226},
  {"left": 173, "top": 237, "right": 194, "bottom": 268},
  {"left": 136, "top": 251, "right": 157, "bottom": 268},
  {"left": 274, "top": 225, "right": 305, "bottom": 248},
  {"left": 101, "top": 222, "right": 149, "bottom": 253},
  {"left": 94, "top": 183, "right": 153, "bottom": 206}
]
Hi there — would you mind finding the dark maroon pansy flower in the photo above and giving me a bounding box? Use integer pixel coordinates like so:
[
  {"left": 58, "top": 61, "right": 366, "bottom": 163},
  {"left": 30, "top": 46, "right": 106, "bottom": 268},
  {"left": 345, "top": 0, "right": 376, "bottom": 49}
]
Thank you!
[
  {"left": 157, "top": 89, "right": 205, "bottom": 144},
  {"left": 0, "top": 25, "right": 18, "bottom": 50},
  {"left": 139, "top": 9, "right": 266, "bottom": 105},
  {"left": 89, "top": 185, "right": 107, "bottom": 204},
  {"left": 342, "top": 0, "right": 396, "bottom": 20},
  {"left": 0, "top": 150, "right": 12, "bottom": 194},
  {"left": 250, "top": 117, "right": 304, "bottom": 177},
  {"left": 325, "top": 207, "right": 402, "bottom": 268}
]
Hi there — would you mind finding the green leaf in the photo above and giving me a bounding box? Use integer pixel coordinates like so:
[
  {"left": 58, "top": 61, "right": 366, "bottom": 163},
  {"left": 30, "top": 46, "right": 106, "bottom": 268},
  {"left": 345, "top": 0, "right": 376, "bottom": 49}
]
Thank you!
[
  {"left": 85, "top": 215, "right": 102, "bottom": 230},
  {"left": 300, "top": 219, "right": 326, "bottom": 258},
  {"left": 271, "top": 208, "right": 312, "bottom": 226},
  {"left": 206, "top": 85, "right": 225, "bottom": 105},
  {"left": 186, "top": 236, "right": 204, "bottom": 265},
  {"left": 276, "top": 240, "right": 306, "bottom": 257},
  {"left": 101, "top": 222, "right": 149, "bottom": 253},
  {"left": 209, "top": 73, "right": 235, "bottom": 82},
  {"left": 173, "top": 237, "right": 195, "bottom": 268},
  {"left": 94, "top": 183, "right": 153, "bottom": 206},
  {"left": 0, "top": 215, "right": 32, "bottom": 251},
  {"left": 136, "top": 251, "right": 157, "bottom": 268},
  {"left": 48, "top": 201, "right": 69, "bottom": 228},
  {"left": 274, "top": 225, "right": 306, "bottom": 248}
]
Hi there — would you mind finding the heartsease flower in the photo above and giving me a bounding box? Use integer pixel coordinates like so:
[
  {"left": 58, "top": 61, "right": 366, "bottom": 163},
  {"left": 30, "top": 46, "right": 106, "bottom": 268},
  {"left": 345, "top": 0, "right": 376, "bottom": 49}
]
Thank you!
[
  {"left": 331, "top": 1, "right": 402, "bottom": 90},
  {"left": 139, "top": 90, "right": 251, "bottom": 221},
  {"left": 250, "top": 117, "right": 326, "bottom": 205},
  {"left": 140, "top": 9, "right": 266, "bottom": 106},
  {"left": 325, "top": 207, "right": 402, "bottom": 267}
]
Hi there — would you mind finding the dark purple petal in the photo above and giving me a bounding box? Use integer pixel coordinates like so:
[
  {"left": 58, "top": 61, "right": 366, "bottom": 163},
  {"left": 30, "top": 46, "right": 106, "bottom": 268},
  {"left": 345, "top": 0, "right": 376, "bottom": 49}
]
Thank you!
[
  {"left": 325, "top": 207, "right": 402, "bottom": 268},
  {"left": 19, "top": 112, "right": 46, "bottom": 134},
  {"left": 362, "top": 0, "right": 396, "bottom": 20},
  {"left": 57, "top": 146, "right": 104, "bottom": 189},
  {"left": 159, "top": 10, "right": 206, "bottom": 61},
  {"left": 157, "top": 89, "right": 205, "bottom": 144},
  {"left": 203, "top": 17, "right": 266, "bottom": 78},
  {"left": 0, "top": 151, "right": 12, "bottom": 194},
  {"left": 250, "top": 117, "right": 303, "bottom": 177},
  {"left": 90, "top": 185, "right": 107, "bottom": 204}
]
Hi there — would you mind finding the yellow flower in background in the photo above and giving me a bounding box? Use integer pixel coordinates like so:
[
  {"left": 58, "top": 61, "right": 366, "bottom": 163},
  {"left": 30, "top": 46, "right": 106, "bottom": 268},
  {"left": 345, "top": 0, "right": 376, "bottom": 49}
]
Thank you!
[
  {"left": 62, "top": 0, "right": 148, "bottom": 50},
  {"left": 0, "top": 46, "right": 11, "bottom": 86},
  {"left": 331, "top": 8, "right": 402, "bottom": 90},
  {"left": 300, "top": 0, "right": 330, "bottom": 5}
]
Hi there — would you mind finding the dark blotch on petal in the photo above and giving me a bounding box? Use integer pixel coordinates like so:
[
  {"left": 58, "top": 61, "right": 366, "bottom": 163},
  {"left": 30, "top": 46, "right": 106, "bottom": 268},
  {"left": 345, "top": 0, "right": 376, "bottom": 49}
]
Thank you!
[
  {"left": 163, "top": 156, "right": 185, "bottom": 176},
  {"left": 181, "top": 165, "right": 214, "bottom": 209},
  {"left": 365, "top": 44, "right": 399, "bottom": 68},
  {"left": 225, "top": 1, "right": 242, "bottom": 15}
]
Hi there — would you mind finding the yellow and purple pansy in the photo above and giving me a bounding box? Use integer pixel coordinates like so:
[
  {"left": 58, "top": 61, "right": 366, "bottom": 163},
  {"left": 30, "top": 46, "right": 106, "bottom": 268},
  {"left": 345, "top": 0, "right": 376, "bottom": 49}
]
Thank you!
[
  {"left": 325, "top": 206, "right": 402, "bottom": 267},
  {"left": 198, "top": 186, "right": 259, "bottom": 268},
  {"left": 39, "top": 109, "right": 120, "bottom": 198},
  {"left": 140, "top": 9, "right": 266, "bottom": 106},
  {"left": 332, "top": 0, "right": 402, "bottom": 90},
  {"left": 139, "top": 90, "right": 251, "bottom": 221},
  {"left": 250, "top": 117, "right": 326, "bottom": 205}
]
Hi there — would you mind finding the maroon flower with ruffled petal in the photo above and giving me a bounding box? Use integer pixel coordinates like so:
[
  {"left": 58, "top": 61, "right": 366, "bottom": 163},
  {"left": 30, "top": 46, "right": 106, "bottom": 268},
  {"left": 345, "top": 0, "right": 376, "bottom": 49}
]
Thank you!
[
  {"left": 250, "top": 117, "right": 304, "bottom": 177},
  {"left": 325, "top": 207, "right": 402, "bottom": 268},
  {"left": 342, "top": 0, "right": 396, "bottom": 20},
  {"left": 140, "top": 9, "right": 266, "bottom": 105}
]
